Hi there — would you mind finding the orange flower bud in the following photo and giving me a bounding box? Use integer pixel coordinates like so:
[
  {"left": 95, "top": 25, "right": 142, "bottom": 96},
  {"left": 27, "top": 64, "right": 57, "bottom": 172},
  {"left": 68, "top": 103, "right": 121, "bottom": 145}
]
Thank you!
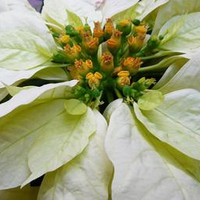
[
  {"left": 82, "top": 35, "right": 99, "bottom": 55},
  {"left": 100, "top": 52, "right": 114, "bottom": 73},
  {"left": 93, "top": 21, "right": 104, "bottom": 39},
  {"left": 128, "top": 35, "right": 144, "bottom": 53},
  {"left": 106, "top": 29, "right": 122, "bottom": 54},
  {"left": 63, "top": 44, "right": 81, "bottom": 62},
  {"left": 122, "top": 57, "right": 142, "bottom": 75},
  {"left": 104, "top": 18, "right": 115, "bottom": 39}
]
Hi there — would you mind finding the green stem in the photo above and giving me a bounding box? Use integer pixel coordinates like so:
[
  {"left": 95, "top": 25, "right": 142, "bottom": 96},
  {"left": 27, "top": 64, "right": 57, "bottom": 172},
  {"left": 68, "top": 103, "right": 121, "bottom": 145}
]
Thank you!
[{"left": 114, "top": 88, "right": 123, "bottom": 99}]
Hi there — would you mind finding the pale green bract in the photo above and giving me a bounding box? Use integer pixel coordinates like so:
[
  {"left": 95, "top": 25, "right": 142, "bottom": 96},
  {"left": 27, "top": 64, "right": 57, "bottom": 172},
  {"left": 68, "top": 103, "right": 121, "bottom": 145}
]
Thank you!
[
  {"left": 37, "top": 110, "right": 113, "bottom": 200},
  {"left": 105, "top": 101, "right": 200, "bottom": 200},
  {"left": 0, "top": 11, "right": 57, "bottom": 70},
  {"left": 1, "top": 0, "right": 200, "bottom": 199}
]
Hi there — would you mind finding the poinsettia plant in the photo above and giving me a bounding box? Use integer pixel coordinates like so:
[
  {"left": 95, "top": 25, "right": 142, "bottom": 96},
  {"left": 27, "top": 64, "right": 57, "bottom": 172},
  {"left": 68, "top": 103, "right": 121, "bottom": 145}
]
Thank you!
[{"left": 1, "top": 0, "right": 200, "bottom": 199}]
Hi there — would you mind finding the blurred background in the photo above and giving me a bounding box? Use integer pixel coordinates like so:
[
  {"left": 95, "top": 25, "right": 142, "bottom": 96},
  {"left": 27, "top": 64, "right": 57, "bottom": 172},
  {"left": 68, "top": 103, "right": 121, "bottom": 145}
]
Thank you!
[{"left": 28, "top": 0, "right": 44, "bottom": 12}]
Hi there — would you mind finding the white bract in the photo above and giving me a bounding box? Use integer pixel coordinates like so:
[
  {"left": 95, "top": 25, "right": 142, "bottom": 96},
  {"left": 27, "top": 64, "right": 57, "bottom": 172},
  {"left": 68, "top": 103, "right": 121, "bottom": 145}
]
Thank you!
[{"left": 0, "top": 0, "right": 200, "bottom": 200}]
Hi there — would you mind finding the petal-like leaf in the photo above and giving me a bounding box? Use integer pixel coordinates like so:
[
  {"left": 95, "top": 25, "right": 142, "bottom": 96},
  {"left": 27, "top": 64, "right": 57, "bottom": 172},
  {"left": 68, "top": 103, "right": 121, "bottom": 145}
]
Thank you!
[
  {"left": 23, "top": 105, "right": 96, "bottom": 186},
  {"left": 158, "top": 12, "right": 200, "bottom": 55},
  {"left": 64, "top": 99, "right": 87, "bottom": 115},
  {"left": 38, "top": 110, "right": 113, "bottom": 200},
  {"left": 134, "top": 89, "right": 200, "bottom": 160},
  {"left": 105, "top": 101, "right": 200, "bottom": 200},
  {"left": 0, "top": 81, "right": 76, "bottom": 189},
  {"left": 0, "top": 11, "right": 57, "bottom": 70},
  {"left": 138, "top": 90, "right": 164, "bottom": 110},
  {"left": 152, "top": 0, "right": 200, "bottom": 35},
  {"left": 159, "top": 54, "right": 200, "bottom": 94},
  {"left": 42, "top": 0, "right": 83, "bottom": 31}
]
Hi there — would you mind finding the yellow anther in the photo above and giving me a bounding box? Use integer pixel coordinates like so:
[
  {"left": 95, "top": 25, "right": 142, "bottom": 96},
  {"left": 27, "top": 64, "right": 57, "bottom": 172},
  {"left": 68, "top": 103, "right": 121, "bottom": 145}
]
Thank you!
[
  {"left": 135, "top": 25, "right": 147, "bottom": 37},
  {"left": 106, "top": 29, "right": 122, "bottom": 53},
  {"left": 117, "top": 70, "right": 130, "bottom": 77},
  {"left": 64, "top": 44, "right": 81, "bottom": 62},
  {"left": 94, "top": 72, "right": 103, "bottom": 79},
  {"left": 122, "top": 57, "right": 142, "bottom": 75},
  {"left": 86, "top": 72, "right": 103, "bottom": 88},
  {"left": 117, "top": 71, "right": 131, "bottom": 88},
  {"left": 83, "top": 59, "right": 93, "bottom": 69},
  {"left": 69, "top": 59, "right": 93, "bottom": 79},
  {"left": 128, "top": 35, "right": 144, "bottom": 53},
  {"left": 82, "top": 35, "right": 99, "bottom": 54},
  {"left": 59, "top": 34, "right": 70, "bottom": 44}
]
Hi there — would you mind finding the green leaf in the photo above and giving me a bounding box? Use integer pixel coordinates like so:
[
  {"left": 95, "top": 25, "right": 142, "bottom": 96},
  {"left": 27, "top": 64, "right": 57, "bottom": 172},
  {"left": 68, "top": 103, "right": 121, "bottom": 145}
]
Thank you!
[
  {"left": 134, "top": 89, "right": 200, "bottom": 160},
  {"left": 138, "top": 90, "right": 164, "bottom": 110},
  {"left": 0, "top": 81, "right": 76, "bottom": 189},
  {"left": 66, "top": 9, "right": 83, "bottom": 27},
  {"left": 37, "top": 110, "right": 113, "bottom": 200},
  {"left": 64, "top": 99, "right": 87, "bottom": 115},
  {"left": 105, "top": 101, "right": 200, "bottom": 200},
  {"left": 158, "top": 12, "right": 200, "bottom": 55},
  {"left": 0, "top": 12, "right": 57, "bottom": 70}
]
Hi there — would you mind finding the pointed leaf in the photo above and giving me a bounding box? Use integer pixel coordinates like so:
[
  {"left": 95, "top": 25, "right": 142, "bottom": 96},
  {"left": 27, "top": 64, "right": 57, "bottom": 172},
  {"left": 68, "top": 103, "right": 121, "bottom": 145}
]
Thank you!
[
  {"left": 159, "top": 55, "right": 200, "bottom": 94},
  {"left": 105, "top": 101, "right": 200, "bottom": 200},
  {"left": 0, "top": 12, "right": 57, "bottom": 70},
  {"left": 23, "top": 106, "right": 96, "bottom": 186},
  {"left": 64, "top": 99, "right": 87, "bottom": 115},
  {"left": 138, "top": 90, "right": 164, "bottom": 110},
  {"left": 152, "top": 0, "right": 200, "bottom": 35},
  {"left": 0, "top": 81, "right": 76, "bottom": 189},
  {"left": 38, "top": 110, "right": 113, "bottom": 200},
  {"left": 158, "top": 12, "right": 200, "bottom": 55},
  {"left": 134, "top": 89, "right": 200, "bottom": 160}
]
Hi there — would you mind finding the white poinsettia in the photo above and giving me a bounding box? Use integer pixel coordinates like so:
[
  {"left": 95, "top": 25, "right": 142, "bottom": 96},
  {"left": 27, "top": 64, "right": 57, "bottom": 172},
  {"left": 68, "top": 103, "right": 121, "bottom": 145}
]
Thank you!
[{"left": 1, "top": 0, "right": 200, "bottom": 200}]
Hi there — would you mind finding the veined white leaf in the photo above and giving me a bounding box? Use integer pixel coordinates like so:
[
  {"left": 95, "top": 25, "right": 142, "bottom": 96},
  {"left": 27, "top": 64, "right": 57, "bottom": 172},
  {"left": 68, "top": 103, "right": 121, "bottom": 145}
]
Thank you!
[
  {"left": 0, "top": 80, "right": 77, "bottom": 117},
  {"left": 105, "top": 101, "right": 200, "bottom": 200},
  {"left": 152, "top": 0, "right": 200, "bottom": 35},
  {"left": 0, "top": 11, "right": 57, "bottom": 70},
  {"left": 133, "top": 0, "right": 168, "bottom": 21},
  {"left": 0, "top": 81, "right": 77, "bottom": 189},
  {"left": 138, "top": 90, "right": 164, "bottom": 110},
  {"left": 0, "top": 99, "right": 66, "bottom": 189},
  {"left": 153, "top": 58, "right": 187, "bottom": 90},
  {"left": 134, "top": 89, "right": 200, "bottom": 160},
  {"left": 42, "top": 0, "right": 83, "bottom": 31},
  {"left": 64, "top": 99, "right": 87, "bottom": 115},
  {"left": 159, "top": 54, "right": 200, "bottom": 94},
  {"left": 38, "top": 110, "right": 113, "bottom": 200},
  {"left": 23, "top": 106, "right": 96, "bottom": 186},
  {"left": 158, "top": 12, "right": 200, "bottom": 54}
]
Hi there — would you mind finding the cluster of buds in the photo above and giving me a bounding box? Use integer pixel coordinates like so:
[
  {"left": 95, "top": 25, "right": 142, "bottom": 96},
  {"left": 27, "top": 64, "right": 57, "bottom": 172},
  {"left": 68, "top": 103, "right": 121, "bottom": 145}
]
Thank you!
[{"left": 51, "top": 17, "right": 161, "bottom": 107}]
